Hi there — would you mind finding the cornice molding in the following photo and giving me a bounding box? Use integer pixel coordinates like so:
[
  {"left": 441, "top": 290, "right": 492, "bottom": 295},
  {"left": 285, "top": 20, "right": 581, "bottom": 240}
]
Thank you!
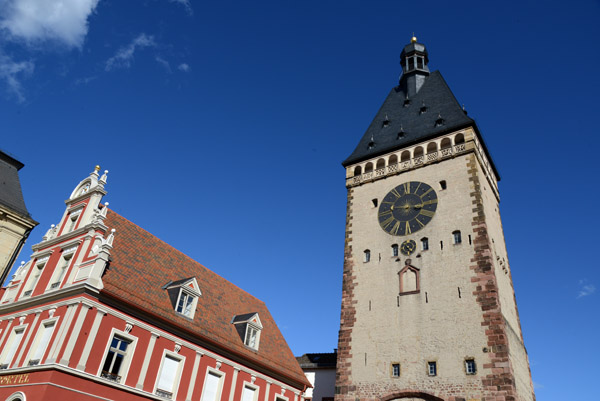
[{"left": 31, "top": 223, "right": 107, "bottom": 251}]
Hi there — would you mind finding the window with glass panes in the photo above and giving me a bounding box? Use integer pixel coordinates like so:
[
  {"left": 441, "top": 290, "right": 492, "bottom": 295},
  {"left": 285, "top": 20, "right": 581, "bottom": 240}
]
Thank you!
[
  {"left": 391, "top": 363, "right": 400, "bottom": 377},
  {"left": 101, "top": 336, "right": 131, "bottom": 382},
  {"left": 465, "top": 359, "right": 476, "bottom": 374},
  {"left": 176, "top": 291, "right": 195, "bottom": 317},
  {"left": 0, "top": 328, "right": 25, "bottom": 368},
  {"left": 427, "top": 361, "right": 437, "bottom": 376},
  {"left": 245, "top": 325, "right": 259, "bottom": 349},
  {"left": 29, "top": 322, "right": 55, "bottom": 365}
]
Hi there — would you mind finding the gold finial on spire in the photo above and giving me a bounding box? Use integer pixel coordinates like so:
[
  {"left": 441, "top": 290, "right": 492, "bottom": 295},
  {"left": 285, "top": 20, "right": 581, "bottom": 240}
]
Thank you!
[
  {"left": 411, "top": 33, "right": 417, "bottom": 43},
  {"left": 95, "top": 165, "right": 101, "bottom": 172}
]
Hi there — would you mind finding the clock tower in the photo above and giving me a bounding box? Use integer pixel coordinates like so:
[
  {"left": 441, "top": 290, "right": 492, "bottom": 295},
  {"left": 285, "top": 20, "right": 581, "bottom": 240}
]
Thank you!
[{"left": 335, "top": 38, "right": 535, "bottom": 401}]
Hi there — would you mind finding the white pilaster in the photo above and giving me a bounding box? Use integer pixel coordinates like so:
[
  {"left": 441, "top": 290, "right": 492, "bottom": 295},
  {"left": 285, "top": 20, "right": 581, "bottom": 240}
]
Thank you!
[
  {"left": 185, "top": 351, "right": 204, "bottom": 401},
  {"left": 60, "top": 303, "right": 90, "bottom": 365},
  {"left": 136, "top": 332, "right": 160, "bottom": 389}
]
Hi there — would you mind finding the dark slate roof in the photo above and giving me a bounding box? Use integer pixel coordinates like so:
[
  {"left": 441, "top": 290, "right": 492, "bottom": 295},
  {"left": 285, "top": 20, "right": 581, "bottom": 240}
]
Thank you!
[
  {"left": 295, "top": 352, "right": 337, "bottom": 369},
  {"left": 232, "top": 312, "right": 258, "bottom": 323},
  {"left": 102, "top": 210, "right": 309, "bottom": 388},
  {"left": 165, "top": 277, "right": 195, "bottom": 287},
  {"left": 342, "top": 71, "right": 499, "bottom": 179},
  {"left": 0, "top": 150, "right": 35, "bottom": 218}
]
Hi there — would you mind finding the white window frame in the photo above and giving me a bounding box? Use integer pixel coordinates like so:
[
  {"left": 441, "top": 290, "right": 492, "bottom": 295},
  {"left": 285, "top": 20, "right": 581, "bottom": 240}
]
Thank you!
[
  {"left": 241, "top": 382, "right": 259, "bottom": 401},
  {"left": 67, "top": 212, "right": 81, "bottom": 233},
  {"left": 46, "top": 249, "right": 76, "bottom": 291},
  {"left": 200, "top": 367, "right": 225, "bottom": 401},
  {"left": 22, "top": 261, "right": 46, "bottom": 298},
  {"left": 97, "top": 328, "right": 137, "bottom": 384},
  {"left": 154, "top": 350, "right": 185, "bottom": 400},
  {"left": 0, "top": 324, "right": 27, "bottom": 369},
  {"left": 244, "top": 324, "right": 261, "bottom": 350},
  {"left": 25, "top": 317, "right": 58, "bottom": 366},
  {"left": 175, "top": 289, "right": 197, "bottom": 318}
]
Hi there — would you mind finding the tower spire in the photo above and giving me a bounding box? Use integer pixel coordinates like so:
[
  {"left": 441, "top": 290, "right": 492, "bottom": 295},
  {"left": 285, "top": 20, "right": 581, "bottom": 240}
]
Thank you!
[{"left": 400, "top": 36, "right": 430, "bottom": 97}]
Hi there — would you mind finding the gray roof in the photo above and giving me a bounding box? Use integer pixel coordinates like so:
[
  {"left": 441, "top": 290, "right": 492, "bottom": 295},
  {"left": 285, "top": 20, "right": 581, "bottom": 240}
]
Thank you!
[
  {"left": 0, "top": 150, "right": 34, "bottom": 218},
  {"left": 342, "top": 71, "right": 499, "bottom": 179},
  {"left": 295, "top": 352, "right": 337, "bottom": 369}
]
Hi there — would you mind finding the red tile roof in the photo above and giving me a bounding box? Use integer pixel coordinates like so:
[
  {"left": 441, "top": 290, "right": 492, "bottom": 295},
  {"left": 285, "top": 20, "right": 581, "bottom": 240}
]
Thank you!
[{"left": 102, "top": 210, "right": 309, "bottom": 387}]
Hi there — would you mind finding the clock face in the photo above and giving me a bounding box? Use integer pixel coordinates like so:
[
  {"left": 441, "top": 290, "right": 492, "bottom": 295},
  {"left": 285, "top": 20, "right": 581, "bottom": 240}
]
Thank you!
[
  {"left": 378, "top": 181, "right": 438, "bottom": 236},
  {"left": 400, "top": 240, "right": 416, "bottom": 256}
]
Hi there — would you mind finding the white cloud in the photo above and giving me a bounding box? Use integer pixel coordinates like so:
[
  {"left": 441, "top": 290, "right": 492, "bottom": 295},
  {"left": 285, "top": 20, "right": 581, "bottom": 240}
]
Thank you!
[
  {"left": 170, "top": 0, "right": 193, "bottom": 16},
  {"left": 155, "top": 56, "right": 171, "bottom": 73},
  {"left": 533, "top": 382, "right": 544, "bottom": 390},
  {"left": 0, "top": 0, "right": 99, "bottom": 49},
  {"left": 74, "top": 75, "right": 96, "bottom": 85},
  {"left": 178, "top": 63, "right": 190, "bottom": 72},
  {"left": 105, "top": 34, "right": 155, "bottom": 71},
  {"left": 0, "top": 52, "right": 34, "bottom": 103},
  {"left": 577, "top": 279, "right": 596, "bottom": 299}
]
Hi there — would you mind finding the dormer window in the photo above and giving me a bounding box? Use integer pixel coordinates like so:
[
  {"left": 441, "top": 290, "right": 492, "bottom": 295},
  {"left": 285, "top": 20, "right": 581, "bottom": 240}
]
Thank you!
[
  {"left": 176, "top": 292, "right": 194, "bottom": 316},
  {"left": 164, "top": 277, "right": 202, "bottom": 319},
  {"left": 245, "top": 325, "right": 259, "bottom": 348},
  {"left": 232, "top": 313, "right": 263, "bottom": 351}
]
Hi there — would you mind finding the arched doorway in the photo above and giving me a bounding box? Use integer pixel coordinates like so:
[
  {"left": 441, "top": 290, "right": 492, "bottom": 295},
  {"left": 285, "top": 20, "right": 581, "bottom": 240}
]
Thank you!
[{"left": 381, "top": 391, "right": 445, "bottom": 401}]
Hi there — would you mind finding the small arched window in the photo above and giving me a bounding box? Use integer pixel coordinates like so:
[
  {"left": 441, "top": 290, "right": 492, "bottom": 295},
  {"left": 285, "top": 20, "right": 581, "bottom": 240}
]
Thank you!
[
  {"left": 5, "top": 392, "right": 26, "bottom": 401},
  {"left": 365, "top": 163, "right": 374, "bottom": 173},
  {"left": 413, "top": 147, "right": 424, "bottom": 157},
  {"left": 453, "top": 230, "right": 462, "bottom": 244},
  {"left": 401, "top": 151, "right": 411, "bottom": 162},
  {"left": 426, "top": 142, "right": 437, "bottom": 154},
  {"left": 388, "top": 154, "right": 398, "bottom": 165},
  {"left": 376, "top": 158, "right": 385, "bottom": 170},
  {"left": 421, "top": 237, "right": 429, "bottom": 251},
  {"left": 439, "top": 180, "right": 447, "bottom": 190},
  {"left": 391, "top": 244, "right": 399, "bottom": 257},
  {"left": 364, "top": 250, "right": 371, "bottom": 263},
  {"left": 440, "top": 138, "right": 452, "bottom": 149},
  {"left": 353, "top": 166, "right": 362, "bottom": 176},
  {"left": 455, "top": 133, "right": 465, "bottom": 145}
]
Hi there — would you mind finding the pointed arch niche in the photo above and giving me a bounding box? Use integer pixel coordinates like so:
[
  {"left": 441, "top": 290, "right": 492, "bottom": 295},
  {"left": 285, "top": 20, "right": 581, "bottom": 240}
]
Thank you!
[{"left": 398, "top": 263, "right": 420, "bottom": 295}]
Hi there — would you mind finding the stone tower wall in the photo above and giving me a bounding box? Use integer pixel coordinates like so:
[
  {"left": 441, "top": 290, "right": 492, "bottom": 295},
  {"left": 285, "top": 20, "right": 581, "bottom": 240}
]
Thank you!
[{"left": 336, "top": 134, "right": 534, "bottom": 401}]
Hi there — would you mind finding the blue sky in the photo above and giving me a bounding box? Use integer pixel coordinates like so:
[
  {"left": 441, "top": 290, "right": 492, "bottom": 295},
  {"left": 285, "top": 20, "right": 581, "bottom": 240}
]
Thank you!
[{"left": 1, "top": 0, "right": 599, "bottom": 399}]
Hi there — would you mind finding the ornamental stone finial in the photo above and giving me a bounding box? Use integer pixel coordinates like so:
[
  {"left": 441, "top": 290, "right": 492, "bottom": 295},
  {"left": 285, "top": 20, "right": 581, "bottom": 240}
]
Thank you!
[{"left": 99, "top": 170, "right": 109, "bottom": 185}]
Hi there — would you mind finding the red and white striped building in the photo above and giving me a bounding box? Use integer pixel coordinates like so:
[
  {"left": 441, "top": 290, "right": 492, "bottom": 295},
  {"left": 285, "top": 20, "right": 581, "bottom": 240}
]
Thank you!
[{"left": 0, "top": 167, "right": 309, "bottom": 401}]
